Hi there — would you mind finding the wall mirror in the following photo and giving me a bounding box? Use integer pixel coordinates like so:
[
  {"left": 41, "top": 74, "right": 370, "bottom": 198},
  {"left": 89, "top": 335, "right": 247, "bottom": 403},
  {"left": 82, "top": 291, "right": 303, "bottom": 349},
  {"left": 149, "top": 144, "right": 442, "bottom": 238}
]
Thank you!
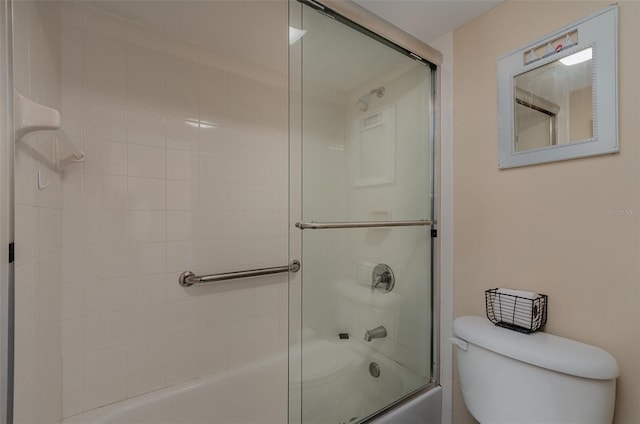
[{"left": 497, "top": 5, "right": 618, "bottom": 169}]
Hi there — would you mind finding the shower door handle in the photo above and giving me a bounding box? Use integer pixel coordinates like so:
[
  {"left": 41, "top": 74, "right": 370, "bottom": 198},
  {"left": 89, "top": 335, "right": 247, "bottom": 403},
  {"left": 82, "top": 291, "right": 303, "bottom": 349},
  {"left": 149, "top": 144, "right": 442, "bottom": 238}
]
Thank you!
[{"left": 295, "top": 219, "right": 432, "bottom": 230}]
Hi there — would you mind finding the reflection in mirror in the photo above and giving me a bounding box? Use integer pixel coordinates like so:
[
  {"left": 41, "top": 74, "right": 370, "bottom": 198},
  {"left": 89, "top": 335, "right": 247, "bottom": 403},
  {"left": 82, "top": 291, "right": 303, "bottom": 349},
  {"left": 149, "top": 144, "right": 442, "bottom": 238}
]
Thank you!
[
  {"left": 515, "top": 88, "right": 559, "bottom": 151},
  {"left": 514, "top": 47, "right": 593, "bottom": 153}
]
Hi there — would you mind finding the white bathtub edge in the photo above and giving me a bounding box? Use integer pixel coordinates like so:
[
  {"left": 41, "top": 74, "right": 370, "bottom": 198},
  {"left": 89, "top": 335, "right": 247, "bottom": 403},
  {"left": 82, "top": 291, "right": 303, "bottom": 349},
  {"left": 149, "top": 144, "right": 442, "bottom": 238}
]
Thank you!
[
  {"left": 368, "top": 385, "right": 442, "bottom": 424},
  {"left": 62, "top": 349, "right": 287, "bottom": 424}
]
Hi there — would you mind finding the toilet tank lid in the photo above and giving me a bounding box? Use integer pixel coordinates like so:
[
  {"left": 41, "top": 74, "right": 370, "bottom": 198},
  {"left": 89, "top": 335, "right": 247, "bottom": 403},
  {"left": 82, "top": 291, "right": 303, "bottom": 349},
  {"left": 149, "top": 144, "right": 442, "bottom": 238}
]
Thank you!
[{"left": 453, "top": 316, "right": 619, "bottom": 380}]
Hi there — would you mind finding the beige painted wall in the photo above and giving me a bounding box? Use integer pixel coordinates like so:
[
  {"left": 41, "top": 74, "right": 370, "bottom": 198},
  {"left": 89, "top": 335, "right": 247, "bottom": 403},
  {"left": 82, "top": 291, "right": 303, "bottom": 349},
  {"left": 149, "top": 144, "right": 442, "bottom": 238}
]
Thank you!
[{"left": 453, "top": 2, "right": 640, "bottom": 423}]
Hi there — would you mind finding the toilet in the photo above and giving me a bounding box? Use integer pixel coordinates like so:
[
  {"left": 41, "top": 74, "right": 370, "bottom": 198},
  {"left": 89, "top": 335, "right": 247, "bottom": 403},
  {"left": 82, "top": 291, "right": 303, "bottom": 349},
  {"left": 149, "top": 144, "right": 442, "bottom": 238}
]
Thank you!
[{"left": 451, "top": 316, "right": 619, "bottom": 423}]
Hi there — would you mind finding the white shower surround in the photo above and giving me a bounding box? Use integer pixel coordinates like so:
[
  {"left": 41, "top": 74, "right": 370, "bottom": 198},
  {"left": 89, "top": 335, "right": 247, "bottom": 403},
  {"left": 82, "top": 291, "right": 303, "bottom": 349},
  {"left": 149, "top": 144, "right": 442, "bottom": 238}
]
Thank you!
[
  {"left": 10, "top": 1, "right": 448, "bottom": 422},
  {"left": 58, "top": 2, "right": 289, "bottom": 417}
]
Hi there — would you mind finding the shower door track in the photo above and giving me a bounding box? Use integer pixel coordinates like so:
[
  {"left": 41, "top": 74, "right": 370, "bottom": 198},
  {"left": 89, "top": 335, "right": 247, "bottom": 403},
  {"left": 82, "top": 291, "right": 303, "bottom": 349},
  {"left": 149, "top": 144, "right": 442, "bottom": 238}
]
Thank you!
[{"left": 295, "top": 219, "right": 432, "bottom": 230}]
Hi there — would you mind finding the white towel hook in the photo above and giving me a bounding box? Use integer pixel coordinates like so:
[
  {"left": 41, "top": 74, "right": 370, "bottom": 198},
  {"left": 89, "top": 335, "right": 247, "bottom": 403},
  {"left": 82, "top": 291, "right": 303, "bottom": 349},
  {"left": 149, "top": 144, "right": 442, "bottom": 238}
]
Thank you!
[{"left": 37, "top": 168, "right": 50, "bottom": 190}]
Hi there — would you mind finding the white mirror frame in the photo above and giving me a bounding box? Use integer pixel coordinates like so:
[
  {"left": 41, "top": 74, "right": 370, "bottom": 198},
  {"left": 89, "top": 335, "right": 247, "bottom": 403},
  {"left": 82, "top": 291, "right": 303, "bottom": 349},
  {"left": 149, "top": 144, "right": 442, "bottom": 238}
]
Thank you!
[{"left": 497, "top": 5, "right": 618, "bottom": 169}]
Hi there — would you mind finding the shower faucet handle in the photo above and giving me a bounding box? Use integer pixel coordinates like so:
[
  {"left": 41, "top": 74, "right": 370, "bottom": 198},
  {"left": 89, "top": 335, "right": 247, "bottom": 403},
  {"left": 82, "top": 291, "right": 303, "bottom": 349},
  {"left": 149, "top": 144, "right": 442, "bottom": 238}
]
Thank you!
[{"left": 371, "top": 263, "right": 394, "bottom": 293}]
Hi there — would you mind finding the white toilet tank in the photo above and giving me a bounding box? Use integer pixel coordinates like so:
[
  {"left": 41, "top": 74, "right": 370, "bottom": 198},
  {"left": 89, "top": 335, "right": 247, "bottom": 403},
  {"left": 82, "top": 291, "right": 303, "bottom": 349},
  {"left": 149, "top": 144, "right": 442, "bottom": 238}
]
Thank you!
[{"left": 452, "top": 316, "right": 619, "bottom": 424}]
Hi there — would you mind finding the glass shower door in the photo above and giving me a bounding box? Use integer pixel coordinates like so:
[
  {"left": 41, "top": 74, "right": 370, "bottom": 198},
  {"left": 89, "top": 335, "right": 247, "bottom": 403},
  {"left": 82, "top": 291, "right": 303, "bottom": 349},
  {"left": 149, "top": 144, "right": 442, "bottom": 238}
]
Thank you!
[{"left": 289, "top": 2, "right": 436, "bottom": 423}]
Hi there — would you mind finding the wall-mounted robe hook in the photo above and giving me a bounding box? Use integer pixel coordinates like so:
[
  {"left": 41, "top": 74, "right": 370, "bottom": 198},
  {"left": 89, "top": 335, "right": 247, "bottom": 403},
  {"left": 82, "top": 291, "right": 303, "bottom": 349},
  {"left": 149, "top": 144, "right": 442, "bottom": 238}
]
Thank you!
[{"left": 37, "top": 168, "right": 50, "bottom": 190}]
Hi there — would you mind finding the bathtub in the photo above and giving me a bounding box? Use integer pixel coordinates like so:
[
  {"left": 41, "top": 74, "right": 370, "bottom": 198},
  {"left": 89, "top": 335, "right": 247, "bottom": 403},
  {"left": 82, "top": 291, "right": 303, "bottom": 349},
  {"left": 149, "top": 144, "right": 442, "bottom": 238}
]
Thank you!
[
  {"left": 293, "top": 338, "right": 440, "bottom": 424},
  {"left": 63, "top": 338, "right": 440, "bottom": 424},
  {"left": 63, "top": 355, "right": 288, "bottom": 424}
]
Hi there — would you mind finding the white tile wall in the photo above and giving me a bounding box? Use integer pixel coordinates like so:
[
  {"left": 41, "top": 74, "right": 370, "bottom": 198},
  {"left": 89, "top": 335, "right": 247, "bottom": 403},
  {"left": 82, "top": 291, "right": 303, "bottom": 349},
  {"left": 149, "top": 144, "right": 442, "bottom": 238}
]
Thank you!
[
  {"left": 12, "top": 1, "right": 64, "bottom": 423},
  {"left": 60, "top": 3, "right": 288, "bottom": 418}
]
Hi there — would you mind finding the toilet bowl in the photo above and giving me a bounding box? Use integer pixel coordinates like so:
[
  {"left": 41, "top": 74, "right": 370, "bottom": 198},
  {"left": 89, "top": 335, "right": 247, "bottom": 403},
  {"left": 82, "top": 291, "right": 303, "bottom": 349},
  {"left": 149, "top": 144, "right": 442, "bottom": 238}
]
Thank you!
[{"left": 452, "top": 316, "right": 619, "bottom": 424}]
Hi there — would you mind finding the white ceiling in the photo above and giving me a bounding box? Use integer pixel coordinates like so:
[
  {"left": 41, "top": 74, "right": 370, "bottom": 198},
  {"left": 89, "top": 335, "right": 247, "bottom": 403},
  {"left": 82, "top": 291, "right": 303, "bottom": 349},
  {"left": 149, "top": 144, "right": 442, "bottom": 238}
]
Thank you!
[
  {"left": 353, "top": 0, "right": 503, "bottom": 43},
  {"left": 354, "top": 0, "right": 503, "bottom": 43}
]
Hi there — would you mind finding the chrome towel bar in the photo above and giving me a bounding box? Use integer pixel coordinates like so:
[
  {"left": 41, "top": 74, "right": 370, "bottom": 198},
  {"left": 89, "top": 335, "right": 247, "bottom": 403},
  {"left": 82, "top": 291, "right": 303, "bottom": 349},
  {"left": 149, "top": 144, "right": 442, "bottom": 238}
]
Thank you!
[
  {"left": 179, "top": 260, "right": 301, "bottom": 287},
  {"left": 295, "top": 219, "right": 432, "bottom": 230}
]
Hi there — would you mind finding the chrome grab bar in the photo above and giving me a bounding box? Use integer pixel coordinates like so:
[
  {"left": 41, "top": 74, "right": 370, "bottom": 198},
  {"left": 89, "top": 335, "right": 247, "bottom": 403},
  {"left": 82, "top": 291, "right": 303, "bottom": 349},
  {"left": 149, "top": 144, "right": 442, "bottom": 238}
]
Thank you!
[
  {"left": 295, "top": 219, "right": 432, "bottom": 230},
  {"left": 179, "top": 260, "right": 301, "bottom": 287}
]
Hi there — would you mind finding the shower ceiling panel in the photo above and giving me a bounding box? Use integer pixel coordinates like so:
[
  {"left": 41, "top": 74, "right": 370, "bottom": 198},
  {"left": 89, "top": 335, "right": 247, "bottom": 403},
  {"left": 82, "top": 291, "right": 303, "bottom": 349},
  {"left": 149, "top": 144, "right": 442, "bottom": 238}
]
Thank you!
[
  {"left": 80, "top": 0, "right": 503, "bottom": 89},
  {"left": 79, "top": 0, "right": 401, "bottom": 95},
  {"left": 300, "top": 13, "right": 404, "bottom": 93},
  {"left": 77, "top": 0, "right": 288, "bottom": 73}
]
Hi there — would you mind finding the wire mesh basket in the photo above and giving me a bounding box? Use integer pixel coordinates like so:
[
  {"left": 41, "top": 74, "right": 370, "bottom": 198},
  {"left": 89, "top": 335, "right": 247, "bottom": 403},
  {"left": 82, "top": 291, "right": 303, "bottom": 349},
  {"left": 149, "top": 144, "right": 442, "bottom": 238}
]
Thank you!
[{"left": 485, "top": 288, "right": 548, "bottom": 334}]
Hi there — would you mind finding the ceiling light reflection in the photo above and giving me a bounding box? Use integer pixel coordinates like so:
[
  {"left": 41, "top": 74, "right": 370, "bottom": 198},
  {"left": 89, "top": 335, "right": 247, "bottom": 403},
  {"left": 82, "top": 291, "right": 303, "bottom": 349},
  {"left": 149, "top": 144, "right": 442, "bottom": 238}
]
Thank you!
[
  {"left": 185, "top": 119, "right": 217, "bottom": 129},
  {"left": 289, "top": 26, "right": 306, "bottom": 45},
  {"left": 560, "top": 48, "right": 592, "bottom": 66}
]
